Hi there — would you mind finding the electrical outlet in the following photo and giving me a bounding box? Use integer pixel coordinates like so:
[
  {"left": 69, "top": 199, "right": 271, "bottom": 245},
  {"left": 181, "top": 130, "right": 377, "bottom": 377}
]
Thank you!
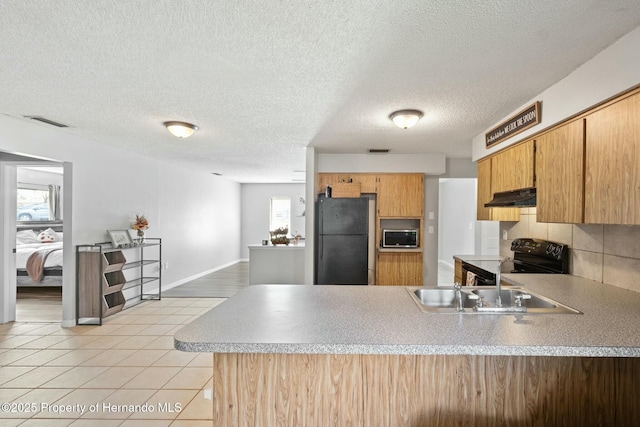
[
  {"left": 428, "top": 226, "right": 434, "bottom": 234},
  {"left": 502, "top": 230, "right": 508, "bottom": 240}
]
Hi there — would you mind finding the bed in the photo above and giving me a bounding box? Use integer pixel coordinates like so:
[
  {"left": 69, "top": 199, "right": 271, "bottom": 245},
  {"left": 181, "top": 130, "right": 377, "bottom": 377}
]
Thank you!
[{"left": 16, "top": 227, "right": 64, "bottom": 287}]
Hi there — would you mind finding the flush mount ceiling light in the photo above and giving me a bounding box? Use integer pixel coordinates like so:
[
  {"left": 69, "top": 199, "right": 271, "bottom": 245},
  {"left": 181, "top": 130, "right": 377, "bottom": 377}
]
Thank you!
[
  {"left": 164, "top": 121, "right": 199, "bottom": 138},
  {"left": 389, "top": 109, "right": 423, "bottom": 129}
]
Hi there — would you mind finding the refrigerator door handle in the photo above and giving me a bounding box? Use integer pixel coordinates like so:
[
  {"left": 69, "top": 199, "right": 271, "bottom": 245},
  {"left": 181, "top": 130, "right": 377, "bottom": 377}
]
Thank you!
[{"left": 319, "top": 237, "right": 323, "bottom": 260}]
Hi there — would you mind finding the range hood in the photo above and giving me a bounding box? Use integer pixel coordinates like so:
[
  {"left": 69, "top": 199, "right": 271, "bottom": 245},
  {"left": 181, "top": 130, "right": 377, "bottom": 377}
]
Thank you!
[{"left": 485, "top": 187, "right": 536, "bottom": 207}]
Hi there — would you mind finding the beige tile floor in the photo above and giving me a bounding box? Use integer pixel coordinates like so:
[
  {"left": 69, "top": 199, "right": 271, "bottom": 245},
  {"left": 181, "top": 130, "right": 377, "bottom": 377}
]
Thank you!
[{"left": 0, "top": 297, "right": 225, "bottom": 426}]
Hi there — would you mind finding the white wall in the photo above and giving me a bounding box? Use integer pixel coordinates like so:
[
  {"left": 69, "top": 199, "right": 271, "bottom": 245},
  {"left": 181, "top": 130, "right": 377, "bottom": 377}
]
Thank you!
[
  {"left": 318, "top": 153, "right": 446, "bottom": 174},
  {"left": 240, "top": 183, "right": 306, "bottom": 259},
  {"left": 0, "top": 115, "right": 242, "bottom": 325},
  {"left": 473, "top": 25, "right": 640, "bottom": 160},
  {"left": 438, "top": 179, "right": 477, "bottom": 265}
]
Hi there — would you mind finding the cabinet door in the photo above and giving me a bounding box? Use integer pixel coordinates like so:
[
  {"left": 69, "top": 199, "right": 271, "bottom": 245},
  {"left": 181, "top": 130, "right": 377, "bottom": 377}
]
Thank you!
[
  {"left": 454, "top": 259, "right": 463, "bottom": 284},
  {"left": 352, "top": 174, "right": 377, "bottom": 194},
  {"left": 377, "top": 174, "right": 424, "bottom": 217},
  {"left": 376, "top": 252, "right": 423, "bottom": 286},
  {"left": 536, "top": 119, "right": 585, "bottom": 223},
  {"left": 477, "top": 158, "right": 520, "bottom": 221},
  {"left": 317, "top": 173, "right": 377, "bottom": 194},
  {"left": 491, "top": 140, "right": 535, "bottom": 193},
  {"left": 585, "top": 92, "right": 640, "bottom": 224},
  {"left": 476, "top": 158, "right": 493, "bottom": 220}
]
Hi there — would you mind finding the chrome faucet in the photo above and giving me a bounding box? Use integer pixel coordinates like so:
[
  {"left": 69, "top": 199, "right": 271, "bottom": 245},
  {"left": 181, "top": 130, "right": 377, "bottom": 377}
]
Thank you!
[
  {"left": 454, "top": 282, "right": 464, "bottom": 312},
  {"left": 495, "top": 257, "right": 511, "bottom": 307}
]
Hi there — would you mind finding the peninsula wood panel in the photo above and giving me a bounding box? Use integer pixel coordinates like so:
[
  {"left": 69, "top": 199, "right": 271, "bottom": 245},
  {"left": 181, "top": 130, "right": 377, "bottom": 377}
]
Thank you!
[
  {"left": 376, "top": 251, "right": 423, "bottom": 286},
  {"left": 536, "top": 119, "right": 585, "bottom": 223},
  {"left": 585, "top": 91, "right": 640, "bottom": 224},
  {"left": 491, "top": 139, "right": 535, "bottom": 193},
  {"left": 377, "top": 173, "right": 424, "bottom": 217},
  {"left": 212, "top": 353, "right": 638, "bottom": 427}
]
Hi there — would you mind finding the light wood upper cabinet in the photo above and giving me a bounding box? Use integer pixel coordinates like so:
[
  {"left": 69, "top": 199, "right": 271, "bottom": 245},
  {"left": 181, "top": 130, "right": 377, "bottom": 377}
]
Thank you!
[
  {"left": 536, "top": 119, "right": 585, "bottom": 223},
  {"left": 477, "top": 157, "right": 520, "bottom": 221},
  {"left": 491, "top": 139, "right": 535, "bottom": 193},
  {"left": 377, "top": 174, "right": 424, "bottom": 217},
  {"left": 317, "top": 173, "right": 377, "bottom": 194},
  {"left": 476, "top": 158, "right": 493, "bottom": 221},
  {"left": 585, "top": 92, "right": 640, "bottom": 224}
]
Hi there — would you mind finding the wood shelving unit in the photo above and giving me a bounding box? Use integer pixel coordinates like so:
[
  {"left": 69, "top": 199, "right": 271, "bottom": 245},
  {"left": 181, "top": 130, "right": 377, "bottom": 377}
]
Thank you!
[{"left": 76, "top": 238, "right": 161, "bottom": 325}]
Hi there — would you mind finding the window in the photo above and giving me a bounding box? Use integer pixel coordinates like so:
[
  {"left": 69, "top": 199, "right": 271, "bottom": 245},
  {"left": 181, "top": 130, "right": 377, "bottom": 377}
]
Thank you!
[
  {"left": 270, "top": 197, "right": 291, "bottom": 232},
  {"left": 17, "top": 184, "right": 60, "bottom": 222}
]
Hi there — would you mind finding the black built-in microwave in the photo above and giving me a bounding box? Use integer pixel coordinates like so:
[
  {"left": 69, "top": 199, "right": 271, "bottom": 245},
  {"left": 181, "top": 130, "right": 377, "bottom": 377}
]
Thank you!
[{"left": 382, "top": 229, "right": 418, "bottom": 248}]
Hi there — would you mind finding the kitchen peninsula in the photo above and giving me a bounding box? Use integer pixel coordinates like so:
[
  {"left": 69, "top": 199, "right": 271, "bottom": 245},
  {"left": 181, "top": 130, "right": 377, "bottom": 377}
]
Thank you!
[
  {"left": 247, "top": 243, "right": 305, "bottom": 285},
  {"left": 175, "top": 275, "right": 640, "bottom": 426}
]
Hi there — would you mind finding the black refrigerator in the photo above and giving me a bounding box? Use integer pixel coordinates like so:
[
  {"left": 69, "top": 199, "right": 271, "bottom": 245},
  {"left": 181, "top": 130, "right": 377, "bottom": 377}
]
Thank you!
[{"left": 315, "top": 196, "right": 369, "bottom": 285}]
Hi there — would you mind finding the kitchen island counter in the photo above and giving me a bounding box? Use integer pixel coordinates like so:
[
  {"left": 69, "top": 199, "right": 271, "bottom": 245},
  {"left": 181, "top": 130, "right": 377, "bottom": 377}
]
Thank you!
[
  {"left": 175, "top": 275, "right": 640, "bottom": 357},
  {"left": 174, "top": 277, "right": 640, "bottom": 426}
]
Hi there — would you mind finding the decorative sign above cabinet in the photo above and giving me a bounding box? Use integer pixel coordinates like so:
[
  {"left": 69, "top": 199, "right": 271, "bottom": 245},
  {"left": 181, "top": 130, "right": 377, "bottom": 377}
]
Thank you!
[{"left": 485, "top": 101, "right": 541, "bottom": 148}]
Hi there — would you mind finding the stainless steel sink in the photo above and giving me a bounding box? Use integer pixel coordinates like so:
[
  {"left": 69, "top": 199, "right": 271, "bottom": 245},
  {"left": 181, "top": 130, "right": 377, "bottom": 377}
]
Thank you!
[
  {"left": 411, "top": 288, "right": 477, "bottom": 311},
  {"left": 407, "top": 286, "right": 581, "bottom": 314}
]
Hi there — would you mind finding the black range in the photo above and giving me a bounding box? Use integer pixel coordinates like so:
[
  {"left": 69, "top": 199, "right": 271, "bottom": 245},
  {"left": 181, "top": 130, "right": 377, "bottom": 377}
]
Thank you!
[{"left": 461, "top": 238, "right": 569, "bottom": 286}]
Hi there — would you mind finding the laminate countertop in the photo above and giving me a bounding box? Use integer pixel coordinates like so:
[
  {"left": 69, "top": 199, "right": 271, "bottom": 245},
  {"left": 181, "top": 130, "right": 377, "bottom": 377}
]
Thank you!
[{"left": 174, "top": 274, "right": 640, "bottom": 357}]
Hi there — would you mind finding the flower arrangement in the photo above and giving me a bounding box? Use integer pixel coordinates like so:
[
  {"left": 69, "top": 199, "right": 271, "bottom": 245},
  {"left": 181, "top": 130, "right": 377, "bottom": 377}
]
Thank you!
[
  {"left": 132, "top": 214, "right": 149, "bottom": 231},
  {"left": 132, "top": 214, "right": 149, "bottom": 241}
]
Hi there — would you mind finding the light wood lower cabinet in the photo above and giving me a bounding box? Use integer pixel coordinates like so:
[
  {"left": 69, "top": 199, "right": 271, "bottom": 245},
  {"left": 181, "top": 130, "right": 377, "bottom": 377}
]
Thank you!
[
  {"left": 212, "top": 352, "right": 640, "bottom": 427},
  {"left": 376, "top": 251, "right": 423, "bottom": 286},
  {"left": 454, "top": 259, "right": 463, "bottom": 284}
]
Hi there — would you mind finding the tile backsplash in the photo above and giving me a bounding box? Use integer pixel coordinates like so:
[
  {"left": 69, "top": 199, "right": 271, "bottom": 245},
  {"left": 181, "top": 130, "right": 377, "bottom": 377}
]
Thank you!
[{"left": 500, "top": 208, "right": 640, "bottom": 293}]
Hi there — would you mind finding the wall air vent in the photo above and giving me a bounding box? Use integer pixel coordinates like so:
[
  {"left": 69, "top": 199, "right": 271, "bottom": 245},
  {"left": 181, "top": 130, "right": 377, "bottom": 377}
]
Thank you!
[
  {"left": 25, "top": 116, "right": 69, "bottom": 128},
  {"left": 368, "top": 149, "right": 389, "bottom": 153}
]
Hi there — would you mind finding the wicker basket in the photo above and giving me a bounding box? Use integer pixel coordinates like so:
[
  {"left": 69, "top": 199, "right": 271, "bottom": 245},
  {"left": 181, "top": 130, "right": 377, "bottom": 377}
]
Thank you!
[{"left": 331, "top": 182, "right": 361, "bottom": 198}]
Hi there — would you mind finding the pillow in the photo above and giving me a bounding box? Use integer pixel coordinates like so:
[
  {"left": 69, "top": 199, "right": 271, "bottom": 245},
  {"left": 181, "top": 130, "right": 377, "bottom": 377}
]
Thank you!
[
  {"left": 16, "top": 229, "right": 39, "bottom": 244},
  {"left": 37, "top": 228, "right": 57, "bottom": 243}
]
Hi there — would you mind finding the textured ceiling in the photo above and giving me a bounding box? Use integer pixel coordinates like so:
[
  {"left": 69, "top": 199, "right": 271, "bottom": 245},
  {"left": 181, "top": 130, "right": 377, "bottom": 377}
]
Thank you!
[{"left": 1, "top": 1, "right": 639, "bottom": 182}]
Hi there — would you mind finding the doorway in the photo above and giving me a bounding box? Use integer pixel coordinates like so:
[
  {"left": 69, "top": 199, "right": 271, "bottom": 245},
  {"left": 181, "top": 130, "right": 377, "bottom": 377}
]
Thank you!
[
  {"left": 1, "top": 153, "right": 68, "bottom": 324},
  {"left": 16, "top": 166, "right": 64, "bottom": 322},
  {"left": 437, "top": 178, "right": 498, "bottom": 286}
]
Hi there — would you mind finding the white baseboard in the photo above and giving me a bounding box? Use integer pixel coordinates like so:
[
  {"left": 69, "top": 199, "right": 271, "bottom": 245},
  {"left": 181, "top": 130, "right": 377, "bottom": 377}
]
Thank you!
[{"left": 161, "top": 259, "right": 245, "bottom": 292}]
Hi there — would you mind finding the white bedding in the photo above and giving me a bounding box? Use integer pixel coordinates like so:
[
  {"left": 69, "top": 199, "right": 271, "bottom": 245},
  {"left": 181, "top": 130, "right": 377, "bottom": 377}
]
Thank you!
[
  {"left": 16, "top": 228, "right": 64, "bottom": 270},
  {"left": 16, "top": 242, "right": 64, "bottom": 269}
]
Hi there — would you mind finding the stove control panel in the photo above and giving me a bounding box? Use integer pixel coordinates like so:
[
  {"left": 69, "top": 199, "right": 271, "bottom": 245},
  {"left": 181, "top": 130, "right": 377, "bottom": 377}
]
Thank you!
[{"left": 511, "top": 238, "right": 567, "bottom": 261}]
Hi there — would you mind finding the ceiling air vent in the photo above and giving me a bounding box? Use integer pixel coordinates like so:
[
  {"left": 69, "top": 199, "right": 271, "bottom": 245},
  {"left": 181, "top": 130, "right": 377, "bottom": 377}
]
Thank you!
[
  {"left": 368, "top": 149, "right": 389, "bottom": 153},
  {"left": 25, "top": 116, "right": 69, "bottom": 128}
]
